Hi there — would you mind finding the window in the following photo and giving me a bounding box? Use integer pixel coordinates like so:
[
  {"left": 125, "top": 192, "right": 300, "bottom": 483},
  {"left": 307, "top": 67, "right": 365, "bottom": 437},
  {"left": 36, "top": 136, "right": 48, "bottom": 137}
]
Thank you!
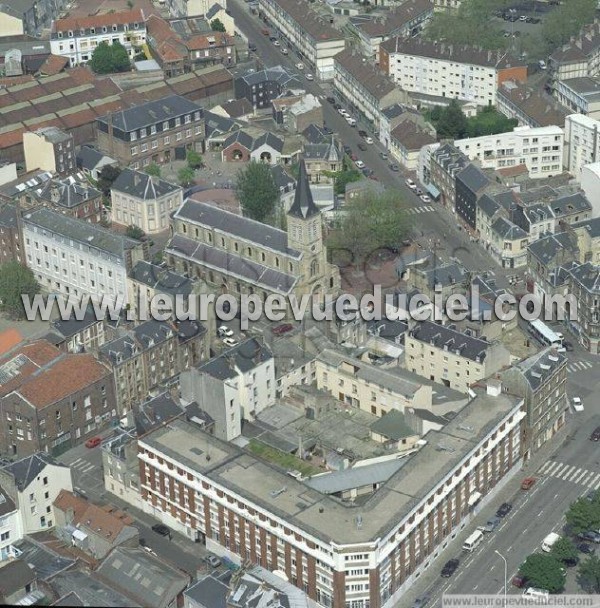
[{"left": 0, "top": 532, "right": 9, "bottom": 542}]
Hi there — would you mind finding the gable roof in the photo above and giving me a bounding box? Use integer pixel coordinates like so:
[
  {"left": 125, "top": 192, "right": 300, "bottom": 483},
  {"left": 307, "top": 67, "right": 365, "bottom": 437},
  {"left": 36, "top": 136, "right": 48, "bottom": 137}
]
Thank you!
[
  {"left": 370, "top": 410, "right": 416, "bottom": 440},
  {"left": 334, "top": 49, "right": 397, "bottom": 100},
  {"left": 0, "top": 560, "right": 36, "bottom": 599},
  {"left": 111, "top": 168, "right": 181, "bottom": 200},
  {"left": 288, "top": 160, "right": 320, "bottom": 219},
  {"left": 198, "top": 338, "right": 272, "bottom": 380},
  {"left": 457, "top": 163, "right": 490, "bottom": 192},
  {"left": 2, "top": 452, "right": 67, "bottom": 491}
]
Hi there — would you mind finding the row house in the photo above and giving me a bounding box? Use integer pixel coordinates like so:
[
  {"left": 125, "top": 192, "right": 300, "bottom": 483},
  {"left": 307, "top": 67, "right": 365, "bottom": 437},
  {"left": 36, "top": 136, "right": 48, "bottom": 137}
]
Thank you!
[
  {"left": 563, "top": 262, "right": 600, "bottom": 354},
  {"left": 548, "top": 21, "right": 600, "bottom": 82},
  {"left": 50, "top": 9, "right": 146, "bottom": 67},
  {"left": 34, "top": 175, "right": 103, "bottom": 223},
  {"left": 429, "top": 143, "right": 469, "bottom": 208},
  {"left": 389, "top": 122, "right": 436, "bottom": 171}
]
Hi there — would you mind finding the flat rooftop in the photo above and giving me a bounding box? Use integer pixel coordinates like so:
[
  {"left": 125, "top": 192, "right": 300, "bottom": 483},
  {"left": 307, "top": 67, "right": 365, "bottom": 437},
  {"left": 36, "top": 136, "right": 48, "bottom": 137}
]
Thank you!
[{"left": 140, "top": 386, "right": 523, "bottom": 544}]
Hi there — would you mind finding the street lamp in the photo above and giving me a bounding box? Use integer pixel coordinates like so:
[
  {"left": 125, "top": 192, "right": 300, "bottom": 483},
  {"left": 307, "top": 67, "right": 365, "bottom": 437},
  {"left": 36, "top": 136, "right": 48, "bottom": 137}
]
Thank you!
[{"left": 495, "top": 550, "right": 508, "bottom": 608}]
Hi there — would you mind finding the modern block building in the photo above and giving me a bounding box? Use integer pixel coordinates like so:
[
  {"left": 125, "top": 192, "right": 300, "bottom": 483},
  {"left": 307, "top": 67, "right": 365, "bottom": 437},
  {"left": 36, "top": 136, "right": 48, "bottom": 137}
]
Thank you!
[
  {"left": 234, "top": 66, "right": 301, "bottom": 110},
  {"left": 564, "top": 113, "right": 600, "bottom": 179}
]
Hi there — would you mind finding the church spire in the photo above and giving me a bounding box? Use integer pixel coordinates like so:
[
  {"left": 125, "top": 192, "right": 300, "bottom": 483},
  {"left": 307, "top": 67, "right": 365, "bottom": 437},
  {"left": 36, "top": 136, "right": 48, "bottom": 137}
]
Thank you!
[{"left": 288, "top": 160, "right": 320, "bottom": 220}]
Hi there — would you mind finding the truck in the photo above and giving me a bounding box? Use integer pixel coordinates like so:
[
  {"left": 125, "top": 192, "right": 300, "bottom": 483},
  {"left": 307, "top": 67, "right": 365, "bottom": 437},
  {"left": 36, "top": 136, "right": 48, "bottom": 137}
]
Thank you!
[{"left": 541, "top": 532, "right": 561, "bottom": 552}]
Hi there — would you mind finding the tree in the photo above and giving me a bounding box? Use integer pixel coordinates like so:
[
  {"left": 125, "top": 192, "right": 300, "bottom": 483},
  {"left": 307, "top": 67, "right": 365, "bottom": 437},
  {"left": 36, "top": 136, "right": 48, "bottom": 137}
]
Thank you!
[
  {"left": 236, "top": 161, "right": 279, "bottom": 222},
  {"left": 178, "top": 166, "right": 196, "bottom": 187},
  {"left": 125, "top": 225, "right": 145, "bottom": 240},
  {"left": 435, "top": 99, "right": 468, "bottom": 139},
  {"left": 578, "top": 555, "right": 600, "bottom": 593},
  {"left": 328, "top": 190, "right": 411, "bottom": 266},
  {"left": 210, "top": 18, "right": 226, "bottom": 32},
  {"left": 96, "top": 165, "right": 121, "bottom": 197},
  {"left": 89, "top": 41, "right": 131, "bottom": 74},
  {"left": 519, "top": 554, "right": 566, "bottom": 594},
  {"left": 566, "top": 496, "right": 600, "bottom": 534},
  {"left": 541, "top": 0, "right": 596, "bottom": 53},
  {"left": 186, "top": 149, "right": 203, "bottom": 169},
  {"left": 331, "top": 169, "right": 362, "bottom": 195},
  {"left": 550, "top": 537, "right": 578, "bottom": 565},
  {"left": 144, "top": 163, "right": 161, "bottom": 178},
  {"left": 465, "top": 106, "right": 518, "bottom": 138},
  {"left": 0, "top": 262, "right": 40, "bottom": 320}
]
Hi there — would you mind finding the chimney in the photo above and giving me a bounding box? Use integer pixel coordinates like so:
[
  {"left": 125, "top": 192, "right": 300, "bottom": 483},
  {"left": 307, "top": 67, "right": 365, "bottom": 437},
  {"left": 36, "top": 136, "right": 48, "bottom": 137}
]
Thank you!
[
  {"left": 134, "top": 172, "right": 140, "bottom": 187},
  {"left": 486, "top": 379, "right": 502, "bottom": 397}
]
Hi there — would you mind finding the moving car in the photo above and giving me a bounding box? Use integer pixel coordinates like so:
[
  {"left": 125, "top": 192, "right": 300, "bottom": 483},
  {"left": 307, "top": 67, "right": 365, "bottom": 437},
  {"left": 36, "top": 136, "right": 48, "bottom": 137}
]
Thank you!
[
  {"left": 496, "top": 502, "right": 512, "bottom": 518},
  {"left": 273, "top": 323, "right": 293, "bottom": 335},
  {"left": 305, "top": 73, "right": 314, "bottom": 81},
  {"left": 296, "top": 62, "right": 304, "bottom": 70},
  {"left": 572, "top": 397, "right": 584, "bottom": 412},
  {"left": 389, "top": 163, "right": 400, "bottom": 171},
  {"left": 204, "top": 554, "right": 221, "bottom": 568},
  {"left": 521, "top": 477, "right": 536, "bottom": 490},
  {"left": 441, "top": 559, "right": 459, "bottom": 578},
  {"left": 151, "top": 524, "right": 170, "bottom": 537},
  {"left": 591, "top": 426, "right": 600, "bottom": 441},
  {"left": 478, "top": 516, "right": 501, "bottom": 533},
  {"left": 217, "top": 325, "right": 234, "bottom": 337},
  {"left": 355, "top": 160, "right": 365, "bottom": 169},
  {"left": 85, "top": 436, "right": 101, "bottom": 448},
  {"left": 364, "top": 137, "right": 374, "bottom": 144}
]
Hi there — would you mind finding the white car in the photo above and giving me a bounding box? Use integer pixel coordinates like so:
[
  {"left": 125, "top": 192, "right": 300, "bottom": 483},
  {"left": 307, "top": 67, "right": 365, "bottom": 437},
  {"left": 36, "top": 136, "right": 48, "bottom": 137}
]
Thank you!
[
  {"left": 217, "top": 325, "right": 234, "bottom": 337},
  {"left": 365, "top": 137, "right": 374, "bottom": 144},
  {"left": 339, "top": 108, "right": 349, "bottom": 117},
  {"left": 296, "top": 62, "right": 304, "bottom": 70},
  {"left": 305, "top": 73, "right": 314, "bottom": 81},
  {"left": 573, "top": 397, "right": 584, "bottom": 412},
  {"left": 223, "top": 337, "right": 238, "bottom": 347},
  {"left": 405, "top": 178, "right": 415, "bottom": 188},
  {"left": 281, "top": 47, "right": 288, "bottom": 55},
  {"left": 273, "top": 40, "right": 280, "bottom": 46},
  {"left": 142, "top": 546, "right": 157, "bottom": 556},
  {"left": 420, "top": 194, "right": 432, "bottom": 203},
  {"left": 355, "top": 160, "right": 365, "bottom": 169}
]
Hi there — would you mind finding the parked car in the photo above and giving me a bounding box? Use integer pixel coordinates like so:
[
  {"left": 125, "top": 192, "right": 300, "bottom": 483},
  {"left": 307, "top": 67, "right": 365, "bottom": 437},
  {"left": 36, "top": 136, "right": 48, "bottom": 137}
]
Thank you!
[
  {"left": 305, "top": 73, "right": 314, "bottom": 81},
  {"left": 85, "top": 436, "right": 101, "bottom": 449},
  {"left": 563, "top": 341, "right": 574, "bottom": 351},
  {"left": 281, "top": 47, "right": 288, "bottom": 55},
  {"left": 217, "top": 325, "right": 234, "bottom": 337},
  {"left": 249, "top": 43, "right": 257, "bottom": 51},
  {"left": 358, "top": 143, "right": 367, "bottom": 151},
  {"left": 221, "top": 556, "right": 240, "bottom": 571},
  {"left": 261, "top": 29, "right": 270, "bottom": 36},
  {"left": 204, "top": 554, "right": 221, "bottom": 568},
  {"left": 358, "top": 130, "right": 368, "bottom": 137},
  {"left": 273, "top": 323, "right": 293, "bottom": 335},
  {"left": 420, "top": 194, "right": 431, "bottom": 203},
  {"left": 389, "top": 163, "right": 400, "bottom": 171},
  {"left": 578, "top": 530, "right": 600, "bottom": 543},
  {"left": 222, "top": 337, "right": 238, "bottom": 347},
  {"left": 151, "top": 524, "right": 170, "bottom": 537},
  {"left": 405, "top": 178, "right": 415, "bottom": 187},
  {"left": 269, "top": 35, "right": 277, "bottom": 41},
  {"left": 511, "top": 574, "right": 527, "bottom": 588},
  {"left": 563, "top": 555, "right": 579, "bottom": 567},
  {"left": 572, "top": 397, "right": 584, "bottom": 412},
  {"left": 412, "top": 596, "right": 430, "bottom": 608},
  {"left": 585, "top": 490, "right": 598, "bottom": 502},
  {"left": 496, "top": 503, "right": 513, "bottom": 518},
  {"left": 296, "top": 62, "right": 304, "bottom": 70},
  {"left": 441, "top": 559, "right": 459, "bottom": 578},
  {"left": 380, "top": 151, "right": 388, "bottom": 159},
  {"left": 355, "top": 160, "right": 365, "bottom": 169},
  {"left": 361, "top": 167, "right": 372, "bottom": 177},
  {"left": 343, "top": 145, "right": 352, "bottom": 155},
  {"left": 591, "top": 426, "right": 600, "bottom": 441},
  {"left": 578, "top": 543, "right": 594, "bottom": 554},
  {"left": 521, "top": 477, "right": 536, "bottom": 490},
  {"left": 273, "top": 40, "right": 280, "bottom": 46},
  {"left": 327, "top": 96, "right": 336, "bottom": 104},
  {"left": 478, "top": 516, "right": 501, "bottom": 533},
  {"left": 364, "top": 137, "right": 374, "bottom": 144}
]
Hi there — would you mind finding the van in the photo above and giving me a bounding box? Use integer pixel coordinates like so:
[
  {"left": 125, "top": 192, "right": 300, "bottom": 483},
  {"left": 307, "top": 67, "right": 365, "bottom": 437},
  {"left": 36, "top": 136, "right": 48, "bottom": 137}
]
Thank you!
[
  {"left": 462, "top": 529, "right": 484, "bottom": 552},
  {"left": 523, "top": 587, "right": 549, "bottom": 601},
  {"left": 542, "top": 532, "right": 560, "bottom": 552}
]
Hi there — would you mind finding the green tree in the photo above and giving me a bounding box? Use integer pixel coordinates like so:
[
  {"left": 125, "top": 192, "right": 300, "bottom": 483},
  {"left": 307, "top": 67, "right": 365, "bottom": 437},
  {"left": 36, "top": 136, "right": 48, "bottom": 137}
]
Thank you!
[
  {"left": 331, "top": 169, "right": 362, "bottom": 195},
  {"left": 465, "top": 106, "right": 518, "bottom": 138},
  {"left": 550, "top": 537, "right": 578, "bottom": 565},
  {"left": 328, "top": 190, "right": 411, "bottom": 266},
  {"left": 144, "top": 163, "right": 161, "bottom": 178},
  {"left": 519, "top": 554, "right": 566, "bottom": 594},
  {"left": 541, "top": 0, "right": 596, "bottom": 53},
  {"left": 566, "top": 496, "right": 600, "bottom": 534},
  {"left": 211, "top": 18, "right": 226, "bottom": 32},
  {"left": 236, "top": 161, "right": 279, "bottom": 222},
  {"left": 436, "top": 99, "right": 468, "bottom": 139},
  {"left": 178, "top": 166, "right": 196, "bottom": 187},
  {"left": 0, "top": 262, "right": 40, "bottom": 320},
  {"left": 578, "top": 555, "right": 600, "bottom": 593},
  {"left": 125, "top": 225, "right": 145, "bottom": 240},
  {"left": 186, "top": 149, "right": 204, "bottom": 169},
  {"left": 89, "top": 41, "right": 131, "bottom": 74},
  {"left": 96, "top": 165, "right": 121, "bottom": 198}
]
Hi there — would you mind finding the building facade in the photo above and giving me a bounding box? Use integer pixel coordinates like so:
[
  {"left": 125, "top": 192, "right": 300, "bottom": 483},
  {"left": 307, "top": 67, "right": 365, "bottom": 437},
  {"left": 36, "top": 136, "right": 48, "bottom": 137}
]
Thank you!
[
  {"left": 564, "top": 113, "right": 600, "bottom": 179},
  {"left": 23, "top": 127, "right": 75, "bottom": 175}
]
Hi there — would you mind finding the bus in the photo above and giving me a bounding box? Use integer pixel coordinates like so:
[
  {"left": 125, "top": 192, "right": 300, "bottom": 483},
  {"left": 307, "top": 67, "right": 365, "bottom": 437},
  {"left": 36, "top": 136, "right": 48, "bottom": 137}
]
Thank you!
[
  {"left": 528, "top": 319, "right": 563, "bottom": 348},
  {"left": 462, "top": 530, "right": 484, "bottom": 552}
]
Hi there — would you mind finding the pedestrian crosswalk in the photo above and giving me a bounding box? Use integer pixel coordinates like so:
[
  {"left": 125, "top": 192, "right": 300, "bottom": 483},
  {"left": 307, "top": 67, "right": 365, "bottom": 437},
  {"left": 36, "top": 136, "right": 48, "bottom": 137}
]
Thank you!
[
  {"left": 567, "top": 360, "right": 594, "bottom": 373},
  {"left": 406, "top": 205, "right": 435, "bottom": 215},
  {"left": 538, "top": 460, "right": 600, "bottom": 490},
  {"left": 70, "top": 457, "right": 97, "bottom": 475}
]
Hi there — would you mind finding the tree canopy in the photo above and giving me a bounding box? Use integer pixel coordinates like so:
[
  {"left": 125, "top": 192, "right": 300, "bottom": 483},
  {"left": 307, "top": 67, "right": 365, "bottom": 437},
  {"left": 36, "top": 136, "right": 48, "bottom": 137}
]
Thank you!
[
  {"left": 578, "top": 555, "right": 600, "bottom": 593},
  {"left": 125, "top": 225, "right": 145, "bottom": 240},
  {"left": 178, "top": 166, "right": 196, "bottom": 187},
  {"left": 541, "top": 0, "right": 597, "bottom": 53},
  {"left": 566, "top": 494, "right": 600, "bottom": 534},
  {"left": 144, "top": 163, "right": 161, "bottom": 178},
  {"left": 211, "top": 18, "right": 226, "bottom": 32},
  {"left": 519, "top": 554, "right": 566, "bottom": 594},
  {"left": 89, "top": 41, "right": 131, "bottom": 74},
  {"left": 236, "top": 161, "right": 279, "bottom": 223},
  {"left": 0, "top": 262, "right": 40, "bottom": 320},
  {"left": 186, "top": 149, "right": 204, "bottom": 169},
  {"left": 550, "top": 537, "right": 578, "bottom": 565},
  {"left": 435, "top": 99, "right": 468, "bottom": 139},
  {"left": 96, "top": 165, "right": 121, "bottom": 198},
  {"left": 328, "top": 190, "right": 411, "bottom": 266},
  {"left": 427, "top": 103, "right": 518, "bottom": 140}
]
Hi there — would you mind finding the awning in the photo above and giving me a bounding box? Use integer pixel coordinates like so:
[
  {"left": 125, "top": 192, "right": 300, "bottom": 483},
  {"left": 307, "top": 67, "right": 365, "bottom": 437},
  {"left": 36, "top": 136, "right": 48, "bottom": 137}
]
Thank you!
[
  {"left": 425, "top": 183, "right": 440, "bottom": 199},
  {"left": 72, "top": 529, "right": 87, "bottom": 542},
  {"left": 468, "top": 491, "right": 482, "bottom": 507}
]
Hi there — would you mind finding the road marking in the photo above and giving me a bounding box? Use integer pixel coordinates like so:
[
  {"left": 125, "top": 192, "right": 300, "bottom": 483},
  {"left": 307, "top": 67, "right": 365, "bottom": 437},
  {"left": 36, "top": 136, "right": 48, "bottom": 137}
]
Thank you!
[
  {"left": 561, "top": 465, "right": 576, "bottom": 480},
  {"left": 71, "top": 457, "right": 83, "bottom": 467},
  {"left": 537, "top": 510, "right": 544, "bottom": 517},
  {"left": 573, "top": 469, "right": 588, "bottom": 484}
]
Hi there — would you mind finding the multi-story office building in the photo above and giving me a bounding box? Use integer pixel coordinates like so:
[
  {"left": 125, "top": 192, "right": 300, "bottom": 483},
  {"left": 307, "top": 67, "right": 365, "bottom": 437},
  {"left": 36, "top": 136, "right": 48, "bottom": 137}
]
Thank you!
[
  {"left": 97, "top": 94, "right": 205, "bottom": 169},
  {"left": 22, "top": 127, "right": 75, "bottom": 175},
  {"left": 22, "top": 208, "right": 148, "bottom": 303},
  {"left": 258, "top": 0, "right": 346, "bottom": 81},
  {"left": 454, "top": 126, "right": 564, "bottom": 180},
  {"left": 50, "top": 9, "right": 146, "bottom": 67},
  {"left": 380, "top": 38, "right": 526, "bottom": 106},
  {"left": 333, "top": 49, "right": 407, "bottom": 131},
  {"left": 405, "top": 321, "right": 511, "bottom": 393},
  {"left": 564, "top": 113, "right": 600, "bottom": 179},
  {"left": 137, "top": 381, "right": 525, "bottom": 608},
  {"left": 111, "top": 168, "right": 183, "bottom": 234}
]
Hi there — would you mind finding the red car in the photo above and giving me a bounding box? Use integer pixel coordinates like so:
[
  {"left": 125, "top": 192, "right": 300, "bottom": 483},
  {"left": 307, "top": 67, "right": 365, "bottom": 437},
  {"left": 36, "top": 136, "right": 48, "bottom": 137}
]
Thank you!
[
  {"left": 511, "top": 575, "right": 526, "bottom": 588},
  {"left": 272, "top": 323, "right": 293, "bottom": 335},
  {"left": 521, "top": 477, "right": 536, "bottom": 490},
  {"left": 85, "top": 436, "right": 101, "bottom": 449}
]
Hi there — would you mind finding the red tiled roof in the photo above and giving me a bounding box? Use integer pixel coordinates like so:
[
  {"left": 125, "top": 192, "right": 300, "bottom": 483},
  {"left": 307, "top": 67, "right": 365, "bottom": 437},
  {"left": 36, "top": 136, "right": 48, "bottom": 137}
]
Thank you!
[
  {"left": 186, "top": 32, "right": 234, "bottom": 51},
  {"left": 52, "top": 8, "right": 144, "bottom": 33},
  {"left": 0, "top": 329, "right": 23, "bottom": 356},
  {"left": 39, "top": 54, "right": 69, "bottom": 76}
]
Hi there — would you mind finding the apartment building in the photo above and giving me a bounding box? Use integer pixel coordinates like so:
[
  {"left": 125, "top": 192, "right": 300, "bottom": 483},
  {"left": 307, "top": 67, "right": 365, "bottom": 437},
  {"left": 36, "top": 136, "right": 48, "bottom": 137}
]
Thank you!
[
  {"left": 180, "top": 339, "right": 275, "bottom": 441},
  {"left": 49, "top": 307, "right": 106, "bottom": 354},
  {"left": 405, "top": 321, "right": 511, "bottom": 393},
  {"left": 100, "top": 319, "right": 208, "bottom": 414},
  {"left": 501, "top": 347, "right": 567, "bottom": 456},
  {"left": 22, "top": 208, "right": 147, "bottom": 304},
  {"left": 429, "top": 143, "right": 469, "bottom": 208},
  {"left": 50, "top": 9, "right": 146, "bottom": 67},
  {"left": 0, "top": 339, "right": 116, "bottom": 458},
  {"left": 97, "top": 94, "right": 205, "bottom": 169},
  {"left": 563, "top": 262, "right": 600, "bottom": 354},
  {"left": 35, "top": 175, "right": 103, "bottom": 223},
  {"left": 333, "top": 49, "right": 407, "bottom": 131},
  {"left": 111, "top": 169, "right": 183, "bottom": 234},
  {"left": 455, "top": 163, "right": 492, "bottom": 229},
  {"left": 0, "top": 485, "right": 21, "bottom": 562},
  {"left": 548, "top": 21, "right": 600, "bottom": 82},
  {"left": 564, "top": 113, "right": 600, "bottom": 179},
  {"left": 553, "top": 77, "right": 600, "bottom": 120},
  {"left": 258, "top": 0, "right": 346, "bottom": 81},
  {"left": 23, "top": 127, "right": 75, "bottom": 175},
  {"left": 137, "top": 382, "right": 525, "bottom": 608},
  {"left": 389, "top": 122, "right": 436, "bottom": 170},
  {"left": 380, "top": 38, "right": 526, "bottom": 106},
  {"left": 454, "top": 126, "right": 564, "bottom": 180},
  {"left": 0, "top": 204, "right": 22, "bottom": 266},
  {"left": 166, "top": 161, "right": 340, "bottom": 302},
  {"left": 234, "top": 66, "right": 301, "bottom": 110},
  {"left": 0, "top": 453, "right": 72, "bottom": 534}
]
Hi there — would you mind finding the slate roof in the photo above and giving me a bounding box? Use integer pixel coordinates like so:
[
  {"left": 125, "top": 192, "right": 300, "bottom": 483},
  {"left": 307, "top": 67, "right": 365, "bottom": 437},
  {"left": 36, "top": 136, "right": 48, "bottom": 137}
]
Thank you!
[
  {"left": 457, "top": 163, "right": 490, "bottom": 193},
  {"left": 0, "top": 202, "right": 18, "bottom": 229},
  {"left": 184, "top": 576, "right": 227, "bottom": 608},
  {"left": 549, "top": 192, "right": 591, "bottom": 217},
  {"left": 223, "top": 129, "right": 254, "bottom": 151},
  {"left": 253, "top": 131, "right": 285, "bottom": 153},
  {"left": 135, "top": 392, "right": 184, "bottom": 436},
  {"left": 50, "top": 306, "right": 100, "bottom": 339},
  {"left": 49, "top": 571, "right": 138, "bottom": 608},
  {"left": 76, "top": 145, "right": 117, "bottom": 172},
  {"left": 409, "top": 321, "right": 491, "bottom": 362},
  {"left": 573, "top": 216, "right": 600, "bottom": 238},
  {"left": 304, "top": 138, "right": 342, "bottom": 163},
  {"left": 130, "top": 260, "right": 193, "bottom": 297},
  {"left": 173, "top": 199, "right": 301, "bottom": 257},
  {"left": 237, "top": 65, "right": 299, "bottom": 88},
  {"left": 112, "top": 168, "right": 181, "bottom": 200},
  {"left": 508, "top": 346, "right": 566, "bottom": 391},
  {"left": 0, "top": 560, "right": 36, "bottom": 598},
  {"left": 370, "top": 410, "right": 416, "bottom": 440},
  {"left": 97, "top": 94, "right": 202, "bottom": 133},
  {"left": 12, "top": 536, "right": 74, "bottom": 581},
  {"left": 416, "top": 262, "right": 467, "bottom": 289},
  {"left": 567, "top": 261, "right": 600, "bottom": 293},
  {"left": 198, "top": 338, "right": 272, "bottom": 380},
  {"left": 288, "top": 160, "right": 320, "bottom": 219},
  {"left": 204, "top": 111, "right": 241, "bottom": 138},
  {"left": 334, "top": 49, "right": 397, "bottom": 100},
  {"left": 351, "top": 0, "right": 433, "bottom": 38},
  {"left": 37, "top": 177, "right": 101, "bottom": 209},
  {"left": 477, "top": 194, "right": 501, "bottom": 219},
  {"left": 491, "top": 217, "right": 527, "bottom": 240},
  {"left": 528, "top": 232, "right": 576, "bottom": 265},
  {"left": 302, "top": 123, "right": 328, "bottom": 144},
  {"left": 0, "top": 484, "right": 15, "bottom": 517},
  {"left": 498, "top": 81, "right": 568, "bottom": 128},
  {"left": 2, "top": 453, "right": 67, "bottom": 492}
]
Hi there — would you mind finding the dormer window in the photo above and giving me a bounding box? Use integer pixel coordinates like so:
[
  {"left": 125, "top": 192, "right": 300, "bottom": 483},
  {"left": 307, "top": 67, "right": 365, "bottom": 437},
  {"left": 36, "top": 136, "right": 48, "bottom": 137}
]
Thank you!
[
  {"left": 90, "top": 27, "right": 95, "bottom": 34},
  {"left": 112, "top": 24, "right": 117, "bottom": 31},
  {"left": 58, "top": 32, "right": 63, "bottom": 38},
  {"left": 134, "top": 22, "right": 139, "bottom": 28},
  {"left": 80, "top": 29, "right": 85, "bottom": 36},
  {"left": 68, "top": 30, "right": 73, "bottom": 37},
  {"left": 102, "top": 26, "right": 107, "bottom": 33}
]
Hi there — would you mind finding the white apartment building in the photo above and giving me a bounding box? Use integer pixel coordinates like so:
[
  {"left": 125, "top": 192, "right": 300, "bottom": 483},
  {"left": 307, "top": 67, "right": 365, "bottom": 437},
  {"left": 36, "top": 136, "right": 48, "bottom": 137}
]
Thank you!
[
  {"left": 379, "top": 38, "right": 527, "bottom": 106},
  {"left": 0, "top": 487, "right": 22, "bottom": 562},
  {"left": 258, "top": 0, "right": 346, "bottom": 81},
  {"left": 49, "top": 8, "right": 146, "bottom": 67},
  {"left": 22, "top": 208, "right": 147, "bottom": 304},
  {"left": 0, "top": 453, "right": 73, "bottom": 535},
  {"left": 137, "top": 381, "right": 525, "bottom": 608},
  {"left": 455, "top": 125, "right": 564, "bottom": 179},
  {"left": 564, "top": 113, "right": 600, "bottom": 179}
]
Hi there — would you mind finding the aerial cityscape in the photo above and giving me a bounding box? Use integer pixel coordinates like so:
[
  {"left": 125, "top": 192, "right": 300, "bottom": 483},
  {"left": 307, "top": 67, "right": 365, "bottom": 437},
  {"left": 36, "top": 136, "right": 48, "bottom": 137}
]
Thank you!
[{"left": 0, "top": 0, "right": 598, "bottom": 606}]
